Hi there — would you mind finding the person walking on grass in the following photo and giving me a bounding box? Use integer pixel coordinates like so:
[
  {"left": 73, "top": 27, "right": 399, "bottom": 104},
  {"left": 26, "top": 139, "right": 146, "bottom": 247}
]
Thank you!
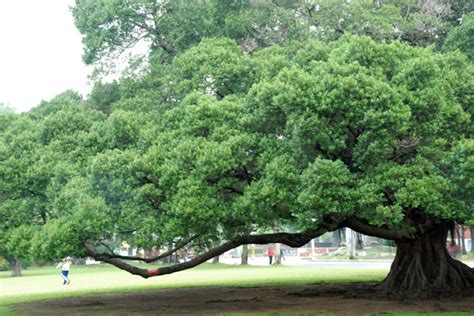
[
  {"left": 56, "top": 257, "right": 72, "bottom": 285},
  {"left": 267, "top": 247, "right": 275, "bottom": 265}
]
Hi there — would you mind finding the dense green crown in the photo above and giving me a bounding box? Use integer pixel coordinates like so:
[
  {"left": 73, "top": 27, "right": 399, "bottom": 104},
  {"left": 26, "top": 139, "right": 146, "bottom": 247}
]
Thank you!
[{"left": 2, "top": 36, "right": 469, "bottom": 258}]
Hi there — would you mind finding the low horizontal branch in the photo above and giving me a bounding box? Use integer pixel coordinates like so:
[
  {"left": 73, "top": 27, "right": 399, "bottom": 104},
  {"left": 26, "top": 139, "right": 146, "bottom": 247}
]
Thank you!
[
  {"left": 84, "top": 243, "right": 149, "bottom": 278},
  {"left": 343, "top": 217, "right": 413, "bottom": 241},
  {"left": 343, "top": 216, "right": 437, "bottom": 242},
  {"left": 85, "top": 217, "right": 342, "bottom": 278},
  {"left": 93, "top": 235, "right": 199, "bottom": 263}
]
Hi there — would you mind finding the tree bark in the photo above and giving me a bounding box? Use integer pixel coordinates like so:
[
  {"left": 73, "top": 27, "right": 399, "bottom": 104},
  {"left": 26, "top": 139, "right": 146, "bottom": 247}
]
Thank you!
[
  {"left": 211, "top": 256, "right": 220, "bottom": 264},
  {"left": 241, "top": 244, "right": 248, "bottom": 265},
  {"left": 356, "top": 232, "right": 364, "bottom": 250},
  {"left": 9, "top": 257, "right": 22, "bottom": 277},
  {"left": 378, "top": 222, "right": 474, "bottom": 298},
  {"left": 457, "top": 224, "right": 463, "bottom": 258},
  {"left": 346, "top": 228, "right": 356, "bottom": 259},
  {"left": 275, "top": 243, "right": 281, "bottom": 264},
  {"left": 471, "top": 227, "right": 474, "bottom": 254},
  {"left": 461, "top": 225, "right": 467, "bottom": 255}
]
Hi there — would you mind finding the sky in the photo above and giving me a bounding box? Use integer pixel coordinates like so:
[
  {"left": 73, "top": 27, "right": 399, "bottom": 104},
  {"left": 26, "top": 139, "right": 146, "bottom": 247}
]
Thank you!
[{"left": 0, "top": 0, "right": 90, "bottom": 113}]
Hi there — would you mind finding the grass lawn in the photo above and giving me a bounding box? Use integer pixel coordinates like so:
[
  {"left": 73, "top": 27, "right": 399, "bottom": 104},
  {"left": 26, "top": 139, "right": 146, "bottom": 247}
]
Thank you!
[
  {"left": 1, "top": 263, "right": 388, "bottom": 296},
  {"left": 1, "top": 263, "right": 385, "bottom": 315},
  {"left": 0, "top": 263, "right": 472, "bottom": 315}
]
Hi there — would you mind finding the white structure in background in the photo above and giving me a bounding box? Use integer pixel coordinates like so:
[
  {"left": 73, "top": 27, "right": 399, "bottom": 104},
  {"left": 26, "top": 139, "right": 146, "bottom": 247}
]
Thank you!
[
  {"left": 119, "top": 241, "right": 138, "bottom": 256},
  {"left": 85, "top": 257, "right": 101, "bottom": 265}
]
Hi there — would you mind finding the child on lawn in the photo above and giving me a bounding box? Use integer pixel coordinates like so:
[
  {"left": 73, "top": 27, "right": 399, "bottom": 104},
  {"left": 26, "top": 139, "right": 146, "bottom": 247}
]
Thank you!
[{"left": 56, "top": 257, "right": 72, "bottom": 285}]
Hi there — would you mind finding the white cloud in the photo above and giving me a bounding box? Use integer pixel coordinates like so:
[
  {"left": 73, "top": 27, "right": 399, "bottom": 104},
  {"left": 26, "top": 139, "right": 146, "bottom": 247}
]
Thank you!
[{"left": 0, "top": 0, "right": 91, "bottom": 113}]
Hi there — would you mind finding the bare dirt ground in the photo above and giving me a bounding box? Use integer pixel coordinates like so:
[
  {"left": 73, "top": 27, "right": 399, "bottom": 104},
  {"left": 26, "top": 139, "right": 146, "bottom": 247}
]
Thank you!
[{"left": 12, "top": 284, "right": 474, "bottom": 315}]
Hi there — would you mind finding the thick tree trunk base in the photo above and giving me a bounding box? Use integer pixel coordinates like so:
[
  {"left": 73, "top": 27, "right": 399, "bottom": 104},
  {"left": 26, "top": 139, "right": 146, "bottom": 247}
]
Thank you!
[{"left": 378, "top": 223, "right": 474, "bottom": 299}]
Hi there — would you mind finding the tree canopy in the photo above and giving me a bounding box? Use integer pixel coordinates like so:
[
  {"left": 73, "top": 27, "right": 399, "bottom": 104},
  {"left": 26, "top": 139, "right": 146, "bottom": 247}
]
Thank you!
[
  {"left": 1, "top": 0, "right": 473, "bottom": 298},
  {"left": 73, "top": 0, "right": 471, "bottom": 76},
  {"left": 444, "top": 12, "right": 474, "bottom": 61}
]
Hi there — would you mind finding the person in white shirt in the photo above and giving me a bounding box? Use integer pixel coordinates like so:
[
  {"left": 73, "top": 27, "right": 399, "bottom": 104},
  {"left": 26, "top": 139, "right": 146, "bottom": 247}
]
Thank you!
[{"left": 56, "top": 257, "right": 72, "bottom": 285}]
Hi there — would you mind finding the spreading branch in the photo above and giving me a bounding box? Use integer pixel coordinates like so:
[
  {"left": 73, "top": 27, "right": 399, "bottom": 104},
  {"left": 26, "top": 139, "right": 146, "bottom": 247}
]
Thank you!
[
  {"left": 343, "top": 217, "right": 413, "bottom": 241},
  {"left": 89, "top": 235, "right": 199, "bottom": 263},
  {"left": 84, "top": 243, "right": 149, "bottom": 278},
  {"left": 343, "top": 216, "right": 437, "bottom": 242},
  {"left": 85, "top": 218, "right": 342, "bottom": 278},
  {"left": 85, "top": 213, "right": 439, "bottom": 279}
]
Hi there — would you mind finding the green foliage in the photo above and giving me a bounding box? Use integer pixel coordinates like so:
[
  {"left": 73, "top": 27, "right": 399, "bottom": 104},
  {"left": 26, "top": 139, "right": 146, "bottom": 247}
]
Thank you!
[
  {"left": 27, "top": 90, "right": 82, "bottom": 120},
  {"left": 72, "top": 0, "right": 471, "bottom": 77},
  {"left": 2, "top": 2, "right": 473, "bottom": 266},
  {"left": 85, "top": 81, "right": 122, "bottom": 115},
  {"left": 444, "top": 13, "right": 474, "bottom": 61},
  {"left": 32, "top": 194, "right": 111, "bottom": 260},
  {"left": 73, "top": 0, "right": 306, "bottom": 68},
  {"left": 0, "top": 94, "right": 105, "bottom": 263},
  {"left": 0, "top": 109, "right": 17, "bottom": 133},
  {"left": 72, "top": 0, "right": 229, "bottom": 74},
  {"left": 81, "top": 37, "right": 472, "bottom": 250},
  {"left": 446, "top": 139, "right": 474, "bottom": 222},
  {"left": 164, "top": 38, "right": 254, "bottom": 101},
  {"left": 299, "top": 159, "right": 353, "bottom": 219}
]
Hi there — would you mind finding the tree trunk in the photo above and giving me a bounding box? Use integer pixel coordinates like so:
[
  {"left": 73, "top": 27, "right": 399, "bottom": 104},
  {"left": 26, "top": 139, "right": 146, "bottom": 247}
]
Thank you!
[
  {"left": 241, "top": 244, "right": 248, "bottom": 265},
  {"left": 212, "top": 256, "right": 219, "bottom": 263},
  {"left": 275, "top": 243, "right": 281, "bottom": 264},
  {"left": 471, "top": 227, "right": 474, "bottom": 254},
  {"left": 356, "top": 232, "right": 364, "bottom": 250},
  {"left": 346, "top": 228, "right": 356, "bottom": 259},
  {"left": 461, "top": 225, "right": 467, "bottom": 255},
  {"left": 10, "top": 257, "right": 22, "bottom": 277},
  {"left": 457, "top": 224, "right": 462, "bottom": 258},
  {"left": 378, "top": 222, "right": 474, "bottom": 298}
]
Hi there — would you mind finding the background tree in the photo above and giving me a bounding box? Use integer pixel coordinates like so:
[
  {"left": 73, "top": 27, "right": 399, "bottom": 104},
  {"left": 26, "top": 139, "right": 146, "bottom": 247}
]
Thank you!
[
  {"left": 73, "top": 0, "right": 248, "bottom": 75},
  {"left": 1, "top": 115, "right": 47, "bottom": 276},
  {"left": 72, "top": 0, "right": 307, "bottom": 69},
  {"left": 0, "top": 92, "right": 105, "bottom": 273},
  {"left": 85, "top": 81, "right": 122, "bottom": 115},
  {"left": 241, "top": 244, "right": 248, "bottom": 265},
  {"left": 444, "top": 12, "right": 474, "bottom": 61},
  {"left": 73, "top": 0, "right": 470, "bottom": 77},
  {"left": 0, "top": 102, "right": 15, "bottom": 113}
]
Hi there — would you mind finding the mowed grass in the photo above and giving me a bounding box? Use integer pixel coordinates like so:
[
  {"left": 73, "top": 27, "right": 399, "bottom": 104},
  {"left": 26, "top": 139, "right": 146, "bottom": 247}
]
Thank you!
[
  {"left": 1, "top": 263, "right": 387, "bottom": 297},
  {"left": 0, "top": 263, "right": 387, "bottom": 315}
]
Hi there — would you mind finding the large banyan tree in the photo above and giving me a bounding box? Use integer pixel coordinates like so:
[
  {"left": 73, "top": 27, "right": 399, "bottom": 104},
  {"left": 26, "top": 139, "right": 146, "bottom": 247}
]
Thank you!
[{"left": 19, "top": 35, "right": 471, "bottom": 299}]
